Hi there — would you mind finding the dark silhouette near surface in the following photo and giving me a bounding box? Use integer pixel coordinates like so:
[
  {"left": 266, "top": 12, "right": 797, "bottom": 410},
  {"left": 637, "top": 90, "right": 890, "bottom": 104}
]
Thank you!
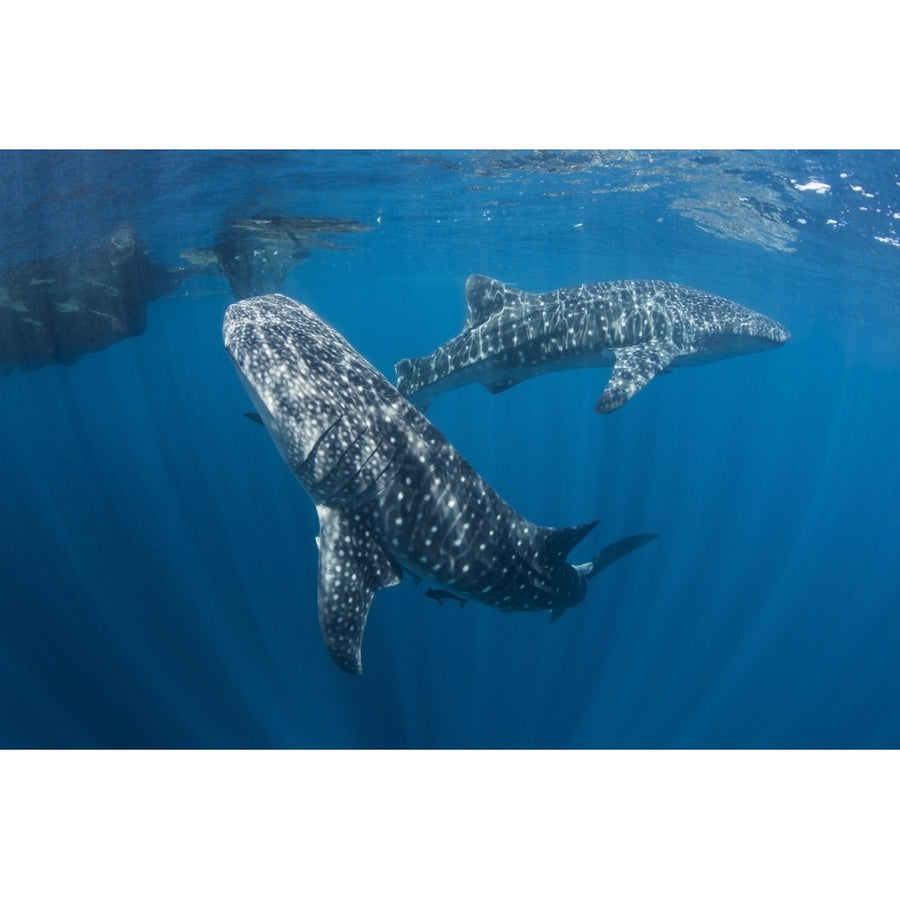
[{"left": 0, "top": 227, "right": 184, "bottom": 373}]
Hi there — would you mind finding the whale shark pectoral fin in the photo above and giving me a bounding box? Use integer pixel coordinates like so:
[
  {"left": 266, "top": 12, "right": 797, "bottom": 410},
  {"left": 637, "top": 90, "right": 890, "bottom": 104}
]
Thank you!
[
  {"left": 315, "top": 505, "right": 402, "bottom": 675},
  {"left": 597, "top": 341, "right": 678, "bottom": 413}
]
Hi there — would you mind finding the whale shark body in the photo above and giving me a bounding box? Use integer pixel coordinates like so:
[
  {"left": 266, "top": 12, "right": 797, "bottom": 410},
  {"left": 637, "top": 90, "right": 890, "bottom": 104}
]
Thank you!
[
  {"left": 395, "top": 275, "right": 790, "bottom": 413},
  {"left": 223, "top": 294, "right": 656, "bottom": 674}
]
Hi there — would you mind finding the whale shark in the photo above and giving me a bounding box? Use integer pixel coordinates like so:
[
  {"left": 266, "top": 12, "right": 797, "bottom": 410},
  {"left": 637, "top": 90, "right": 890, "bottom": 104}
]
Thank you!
[
  {"left": 223, "top": 293, "right": 657, "bottom": 674},
  {"left": 395, "top": 275, "right": 790, "bottom": 413},
  {"left": 0, "top": 227, "right": 187, "bottom": 374}
]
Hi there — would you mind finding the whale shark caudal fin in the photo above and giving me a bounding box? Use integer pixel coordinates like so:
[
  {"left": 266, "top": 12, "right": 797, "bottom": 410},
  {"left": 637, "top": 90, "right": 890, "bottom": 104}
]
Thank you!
[
  {"left": 584, "top": 532, "right": 659, "bottom": 577},
  {"left": 597, "top": 342, "right": 678, "bottom": 413},
  {"left": 315, "top": 504, "right": 402, "bottom": 675},
  {"left": 552, "top": 532, "right": 659, "bottom": 621}
]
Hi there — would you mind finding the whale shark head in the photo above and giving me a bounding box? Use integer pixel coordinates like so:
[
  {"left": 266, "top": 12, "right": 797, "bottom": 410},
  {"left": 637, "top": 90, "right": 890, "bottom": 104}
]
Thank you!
[
  {"left": 223, "top": 294, "right": 385, "bottom": 505},
  {"left": 689, "top": 302, "right": 790, "bottom": 364}
]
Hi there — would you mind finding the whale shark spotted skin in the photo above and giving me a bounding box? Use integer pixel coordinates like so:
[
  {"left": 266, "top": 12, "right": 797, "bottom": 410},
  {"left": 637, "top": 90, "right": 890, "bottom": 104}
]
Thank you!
[
  {"left": 223, "top": 294, "right": 656, "bottom": 674},
  {"left": 395, "top": 275, "right": 790, "bottom": 413}
]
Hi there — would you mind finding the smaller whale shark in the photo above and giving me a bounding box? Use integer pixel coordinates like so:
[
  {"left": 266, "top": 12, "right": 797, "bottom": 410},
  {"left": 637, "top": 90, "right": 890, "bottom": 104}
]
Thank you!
[
  {"left": 395, "top": 275, "right": 790, "bottom": 413},
  {"left": 224, "top": 294, "right": 657, "bottom": 674}
]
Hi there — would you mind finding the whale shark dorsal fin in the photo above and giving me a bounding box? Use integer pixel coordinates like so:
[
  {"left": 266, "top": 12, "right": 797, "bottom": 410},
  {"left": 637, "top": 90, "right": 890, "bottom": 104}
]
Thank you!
[
  {"left": 316, "top": 505, "right": 402, "bottom": 675},
  {"left": 597, "top": 340, "right": 679, "bottom": 413},
  {"left": 541, "top": 520, "right": 600, "bottom": 563},
  {"left": 464, "top": 274, "right": 522, "bottom": 329}
]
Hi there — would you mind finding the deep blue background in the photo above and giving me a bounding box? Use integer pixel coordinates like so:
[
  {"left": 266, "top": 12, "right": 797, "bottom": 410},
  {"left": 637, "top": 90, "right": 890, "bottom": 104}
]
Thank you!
[{"left": 1, "top": 150, "right": 897, "bottom": 747}]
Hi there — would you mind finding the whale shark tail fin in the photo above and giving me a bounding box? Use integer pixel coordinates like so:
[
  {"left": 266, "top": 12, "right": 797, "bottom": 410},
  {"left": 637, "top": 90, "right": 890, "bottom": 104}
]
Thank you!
[
  {"left": 551, "top": 532, "right": 658, "bottom": 622},
  {"left": 576, "top": 532, "right": 659, "bottom": 581}
]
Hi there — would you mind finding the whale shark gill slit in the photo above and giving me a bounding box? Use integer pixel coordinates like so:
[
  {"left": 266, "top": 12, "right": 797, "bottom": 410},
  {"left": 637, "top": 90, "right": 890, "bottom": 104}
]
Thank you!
[{"left": 297, "top": 414, "right": 344, "bottom": 476}]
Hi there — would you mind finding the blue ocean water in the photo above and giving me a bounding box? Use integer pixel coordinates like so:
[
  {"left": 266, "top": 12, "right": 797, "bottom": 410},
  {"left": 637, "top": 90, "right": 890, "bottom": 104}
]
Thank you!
[{"left": 0, "top": 149, "right": 897, "bottom": 748}]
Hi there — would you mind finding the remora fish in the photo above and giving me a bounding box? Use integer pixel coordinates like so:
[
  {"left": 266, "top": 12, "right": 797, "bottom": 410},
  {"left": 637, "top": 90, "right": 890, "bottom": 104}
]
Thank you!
[
  {"left": 395, "top": 275, "right": 790, "bottom": 413},
  {"left": 223, "top": 294, "right": 657, "bottom": 674}
]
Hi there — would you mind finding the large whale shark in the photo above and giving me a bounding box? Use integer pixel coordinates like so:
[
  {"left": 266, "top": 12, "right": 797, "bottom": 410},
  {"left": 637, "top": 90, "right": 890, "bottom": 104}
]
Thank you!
[
  {"left": 395, "top": 275, "right": 790, "bottom": 413},
  {"left": 223, "top": 294, "right": 657, "bottom": 674}
]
